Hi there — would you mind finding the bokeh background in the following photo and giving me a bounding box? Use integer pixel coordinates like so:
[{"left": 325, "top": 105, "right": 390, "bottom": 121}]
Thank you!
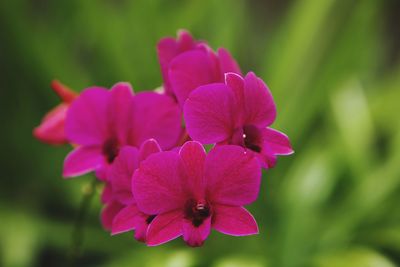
[{"left": 1, "top": 0, "right": 400, "bottom": 266}]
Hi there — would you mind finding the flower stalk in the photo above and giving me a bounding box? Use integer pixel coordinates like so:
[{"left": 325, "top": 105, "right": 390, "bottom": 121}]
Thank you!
[{"left": 69, "top": 177, "right": 99, "bottom": 266}]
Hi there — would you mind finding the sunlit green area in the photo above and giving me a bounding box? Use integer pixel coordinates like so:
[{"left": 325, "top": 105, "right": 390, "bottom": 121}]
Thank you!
[{"left": 1, "top": 0, "right": 400, "bottom": 266}]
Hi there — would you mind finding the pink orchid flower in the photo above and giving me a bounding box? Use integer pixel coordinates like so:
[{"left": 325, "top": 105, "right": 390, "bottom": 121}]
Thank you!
[
  {"left": 33, "top": 80, "right": 77, "bottom": 145},
  {"left": 157, "top": 30, "right": 204, "bottom": 98},
  {"left": 183, "top": 72, "right": 294, "bottom": 169},
  {"left": 133, "top": 141, "right": 261, "bottom": 247},
  {"left": 100, "top": 139, "right": 161, "bottom": 234},
  {"left": 157, "top": 30, "right": 241, "bottom": 106},
  {"left": 63, "top": 82, "right": 181, "bottom": 179}
]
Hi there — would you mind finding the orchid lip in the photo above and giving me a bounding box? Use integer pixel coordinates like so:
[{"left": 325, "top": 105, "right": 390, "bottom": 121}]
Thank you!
[
  {"left": 184, "top": 198, "right": 211, "bottom": 227},
  {"left": 102, "top": 138, "right": 120, "bottom": 163},
  {"left": 243, "top": 125, "right": 262, "bottom": 153},
  {"left": 146, "top": 215, "right": 156, "bottom": 224}
]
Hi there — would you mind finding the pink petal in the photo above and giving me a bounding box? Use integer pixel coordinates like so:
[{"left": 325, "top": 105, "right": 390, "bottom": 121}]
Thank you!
[
  {"left": 101, "top": 201, "right": 124, "bottom": 231},
  {"left": 205, "top": 145, "right": 261, "bottom": 206},
  {"left": 179, "top": 141, "right": 206, "bottom": 198},
  {"left": 63, "top": 146, "right": 103, "bottom": 177},
  {"left": 33, "top": 103, "right": 69, "bottom": 145},
  {"left": 111, "top": 204, "right": 141, "bottom": 235},
  {"left": 107, "top": 83, "right": 135, "bottom": 143},
  {"left": 133, "top": 213, "right": 155, "bottom": 242},
  {"left": 225, "top": 72, "right": 245, "bottom": 106},
  {"left": 250, "top": 128, "right": 294, "bottom": 169},
  {"left": 101, "top": 182, "right": 113, "bottom": 204},
  {"left": 253, "top": 149, "right": 277, "bottom": 169},
  {"left": 212, "top": 205, "right": 258, "bottom": 236},
  {"left": 65, "top": 87, "right": 109, "bottom": 146},
  {"left": 262, "top": 128, "right": 294, "bottom": 155},
  {"left": 132, "top": 151, "right": 184, "bottom": 214},
  {"left": 217, "top": 48, "right": 242, "bottom": 76},
  {"left": 109, "top": 146, "right": 139, "bottom": 205},
  {"left": 139, "top": 139, "right": 162, "bottom": 162},
  {"left": 157, "top": 30, "right": 197, "bottom": 95},
  {"left": 225, "top": 72, "right": 246, "bottom": 124},
  {"left": 95, "top": 165, "right": 111, "bottom": 181},
  {"left": 146, "top": 210, "right": 183, "bottom": 246},
  {"left": 131, "top": 92, "right": 181, "bottom": 150},
  {"left": 157, "top": 38, "right": 182, "bottom": 95},
  {"left": 243, "top": 72, "right": 276, "bottom": 127},
  {"left": 182, "top": 216, "right": 211, "bottom": 247},
  {"left": 169, "top": 50, "right": 219, "bottom": 106},
  {"left": 176, "top": 30, "right": 197, "bottom": 50},
  {"left": 184, "top": 83, "right": 235, "bottom": 144}
]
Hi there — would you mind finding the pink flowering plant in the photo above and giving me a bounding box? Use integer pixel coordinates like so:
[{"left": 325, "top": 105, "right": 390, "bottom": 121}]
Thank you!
[{"left": 34, "top": 30, "right": 293, "bottom": 248}]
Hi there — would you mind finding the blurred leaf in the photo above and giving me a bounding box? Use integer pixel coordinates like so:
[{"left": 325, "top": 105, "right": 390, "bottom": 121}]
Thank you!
[{"left": 313, "top": 247, "right": 396, "bottom": 267}]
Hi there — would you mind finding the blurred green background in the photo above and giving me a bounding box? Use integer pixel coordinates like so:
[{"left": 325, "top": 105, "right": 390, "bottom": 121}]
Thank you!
[{"left": 1, "top": 0, "right": 400, "bottom": 266}]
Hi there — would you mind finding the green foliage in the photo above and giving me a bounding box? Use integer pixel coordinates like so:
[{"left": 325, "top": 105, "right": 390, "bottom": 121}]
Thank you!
[{"left": 0, "top": 0, "right": 399, "bottom": 266}]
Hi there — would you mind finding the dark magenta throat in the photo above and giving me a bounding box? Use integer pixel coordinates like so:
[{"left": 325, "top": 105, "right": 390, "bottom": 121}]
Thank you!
[
  {"left": 102, "top": 138, "right": 120, "bottom": 163},
  {"left": 146, "top": 215, "right": 156, "bottom": 225},
  {"left": 243, "top": 125, "right": 262, "bottom": 153},
  {"left": 184, "top": 199, "right": 211, "bottom": 227}
]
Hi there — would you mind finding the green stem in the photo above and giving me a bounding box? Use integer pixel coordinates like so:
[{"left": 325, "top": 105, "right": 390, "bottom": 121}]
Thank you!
[{"left": 69, "top": 177, "right": 99, "bottom": 267}]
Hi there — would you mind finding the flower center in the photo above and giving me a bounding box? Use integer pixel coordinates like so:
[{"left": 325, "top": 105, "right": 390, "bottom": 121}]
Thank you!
[
  {"left": 102, "top": 138, "right": 119, "bottom": 163},
  {"left": 146, "top": 215, "right": 156, "bottom": 225},
  {"left": 184, "top": 199, "right": 211, "bottom": 227},
  {"left": 243, "top": 125, "right": 262, "bottom": 153}
]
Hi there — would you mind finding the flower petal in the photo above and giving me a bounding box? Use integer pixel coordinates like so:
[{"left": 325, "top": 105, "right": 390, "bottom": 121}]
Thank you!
[
  {"left": 212, "top": 205, "right": 258, "bottom": 236},
  {"left": 205, "top": 145, "right": 261, "bottom": 206},
  {"left": 182, "top": 216, "right": 211, "bottom": 247},
  {"left": 111, "top": 204, "right": 141, "bottom": 235},
  {"left": 101, "top": 182, "right": 113, "bottom": 204},
  {"left": 146, "top": 210, "right": 183, "bottom": 246},
  {"left": 95, "top": 165, "right": 111, "bottom": 181},
  {"left": 175, "top": 30, "right": 197, "bottom": 49},
  {"left": 33, "top": 103, "right": 69, "bottom": 145},
  {"left": 132, "top": 151, "right": 184, "bottom": 214},
  {"left": 225, "top": 72, "right": 246, "bottom": 124},
  {"left": 139, "top": 139, "right": 162, "bottom": 162},
  {"left": 109, "top": 146, "right": 139, "bottom": 204},
  {"left": 63, "top": 146, "right": 103, "bottom": 177},
  {"left": 131, "top": 92, "right": 181, "bottom": 150},
  {"left": 107, "top": 83, "right": 135, "bottom": 143},
  {"left": 243, "top": 72, "right": 276, "bottom": 127},
  {"left": 225, "top": 72, "right": 245, "bottom": 105},
  {"left": 251, "top": 128, "right": 294, "bottom": 169},
  {"left": 217, "top": 48, "right": 241, "bottom": 76},
  {"left": 157, "top": 30, "right": 197, "bottom": 95},
  {"left": 262, "top": 128, "right": 294, "bottom": 155},
  {"left": 179, "top": 141, "right": 206, "bottom": 198},
  {"left": 133, "top": 213, "right": 155, "bottom": 242},
  {"left": 253, "top": 149, "right": 277, "bottom": 169},
  {"left": 184, "top": 83, "right": 235, "bottom": 144},
  {"left": 101, "top": 201, "right": 124, "bottom": 231},
  {"left": 65, "top": 87, "right": 109, "bottom": 145},
  {"left": 169, "top": 50, "right": 219, "bottom": 106}
]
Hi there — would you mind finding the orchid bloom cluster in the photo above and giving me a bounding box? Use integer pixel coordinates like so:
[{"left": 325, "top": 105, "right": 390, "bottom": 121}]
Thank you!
[{"left": 34, "top": 30, "right": 293, "bottom": 247}]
